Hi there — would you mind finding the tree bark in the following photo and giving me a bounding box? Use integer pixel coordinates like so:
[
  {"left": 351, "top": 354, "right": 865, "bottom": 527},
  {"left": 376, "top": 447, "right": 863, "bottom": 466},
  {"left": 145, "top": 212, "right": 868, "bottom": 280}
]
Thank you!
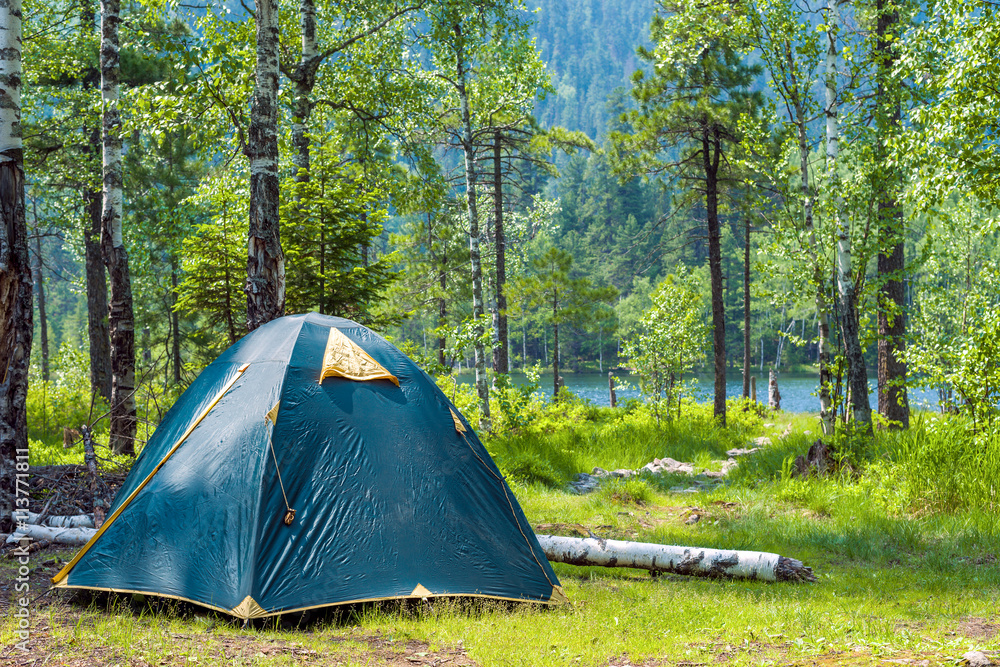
[
  {"left": 536, "top": 534, "right": 815, "bottom": 582},
  {"left": 30, "top": 212, "right": 48, "bottom": 383},
  {"left": 0, "top": 0, "right": 30, "bottom": 535},
  {"left": 742, "top": 214, "right": 751, "bottom": 400},
  {"left": 246, "top": 0, "right": 285, "bottom": 331},
  {"left": 82, "top": 0, "right": 111, "bottom": 404},
  {"left": 703, "top": 130, "right": 726, "bottom": 426},
  {"left": 493, "top": 131, "right": 509, "bottom": 374},
  {"left": 827, "top": 0, "right": 871, "bottom": 427},
  {"left": 454, "top": 23, "right": 490, "bottom": 430},
  {"left": 875, "top": 0, "right": 908, "bottom": 429},
  {"left": 6, "top": 524, "right": 97, "bottom": 546},
  {"left": 786, "top": 43, "right": 834, "bottom": 434},
  {"left": 100, "top": 0, "right": 136, "bottom": 455},
  {"left": 291, "top": 0, "right": 316, "bottom": 189},
  {"left": 84, "top": 169, "right": 111, "bottom": 402},
  {"left": 170, "top": 259, "right": 180, "bottom": 385},
  {"left": 13, "top": 511, "right": 94, "bottom": 529},
  {"left": 82, "top": 424, "right": 105, "bottom": 528}
]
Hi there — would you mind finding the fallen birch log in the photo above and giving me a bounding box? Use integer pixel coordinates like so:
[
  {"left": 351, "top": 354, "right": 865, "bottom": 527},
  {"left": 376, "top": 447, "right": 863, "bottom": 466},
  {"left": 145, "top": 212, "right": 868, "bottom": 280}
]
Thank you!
[
  {"left": 6, "top": 524, "right": 97, "bottom": 547},
  {"left": 536, "top": 534, "right": 816, "bottom": 583},
  {"left": 12, "top": 511, "right": 95, "bottom": 529}
]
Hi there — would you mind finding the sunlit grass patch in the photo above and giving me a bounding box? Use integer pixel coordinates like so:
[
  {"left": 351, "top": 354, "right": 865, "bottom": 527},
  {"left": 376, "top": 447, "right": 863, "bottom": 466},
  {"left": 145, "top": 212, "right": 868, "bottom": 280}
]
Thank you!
[{"left": 17, "top": 403, "right": 1000, "bottom": 666}]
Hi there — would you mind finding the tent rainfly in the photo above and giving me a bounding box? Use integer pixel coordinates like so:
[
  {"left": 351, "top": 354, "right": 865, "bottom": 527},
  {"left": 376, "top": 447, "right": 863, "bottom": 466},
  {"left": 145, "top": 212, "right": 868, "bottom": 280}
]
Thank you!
[{"left": 52, "top": 313, "right": 564, "bottom": 619}]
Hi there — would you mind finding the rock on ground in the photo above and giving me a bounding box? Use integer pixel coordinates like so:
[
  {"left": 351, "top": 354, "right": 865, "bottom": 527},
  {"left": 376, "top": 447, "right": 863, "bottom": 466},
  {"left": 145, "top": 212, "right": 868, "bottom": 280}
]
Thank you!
[{"left": 963, "top": 651, "right": 993, "bottom": 667}]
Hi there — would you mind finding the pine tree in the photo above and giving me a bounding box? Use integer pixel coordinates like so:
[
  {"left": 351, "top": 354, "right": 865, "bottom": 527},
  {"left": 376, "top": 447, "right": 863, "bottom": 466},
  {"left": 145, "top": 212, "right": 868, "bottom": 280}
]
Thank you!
[{"left": 609, "top": 5, "right": 763, "bottom": 426}]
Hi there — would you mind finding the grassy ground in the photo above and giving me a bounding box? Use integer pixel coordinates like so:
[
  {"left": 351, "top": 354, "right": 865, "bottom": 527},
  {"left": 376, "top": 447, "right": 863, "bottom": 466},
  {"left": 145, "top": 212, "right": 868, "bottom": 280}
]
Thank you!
[{"left": 3, "top": 404, "right": 999, "bottom": 666}]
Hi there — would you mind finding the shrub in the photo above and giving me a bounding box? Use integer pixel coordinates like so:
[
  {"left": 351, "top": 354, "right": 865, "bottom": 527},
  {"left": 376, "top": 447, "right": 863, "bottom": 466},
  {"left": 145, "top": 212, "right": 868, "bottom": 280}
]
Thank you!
[
  {"left": 489, "top": 365, "right": 545, "bottom": 433},
  {"left": 434, "top": 373, "right": 482, "bottom": 427},
  {"left": 27, "top": 342, "right": 109, "bottom": 448}
]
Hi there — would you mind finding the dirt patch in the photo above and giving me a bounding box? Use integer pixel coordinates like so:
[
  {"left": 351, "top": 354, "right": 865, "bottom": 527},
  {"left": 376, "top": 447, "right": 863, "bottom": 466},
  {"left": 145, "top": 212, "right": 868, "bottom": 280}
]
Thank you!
[
  {"left": 957, "top": 617, "right": 1000, "bottom": 641},
  {"left": 777, "top": 651, "right": 938, "bottom": 666},
  {"left": 4, "top": 627, "right": 478, "bottom": 667},
  {"left": 0, "top": 544, "right": 478, "bottom": 667}
]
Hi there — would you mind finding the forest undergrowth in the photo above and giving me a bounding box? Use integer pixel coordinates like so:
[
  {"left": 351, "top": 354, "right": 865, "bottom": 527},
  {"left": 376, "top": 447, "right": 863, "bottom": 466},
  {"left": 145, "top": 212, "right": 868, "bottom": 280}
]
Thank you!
[{"left": 10, "top": 374, "right": 1000, "bottom": 666}]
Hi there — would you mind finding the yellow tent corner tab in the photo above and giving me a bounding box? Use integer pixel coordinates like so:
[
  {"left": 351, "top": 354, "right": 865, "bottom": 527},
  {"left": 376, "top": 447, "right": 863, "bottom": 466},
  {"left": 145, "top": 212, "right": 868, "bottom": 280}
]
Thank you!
[
  {"left": 548, "top": 585, "right": 570, "bottom": 605},
  {"left": 319, "top": 328, "right": 399, "bottom": 386},
  {"left": 450, "top": 409, "right": 466, "bottom": 433},
  {"left": 410, "top": 583, "right": 432, "bottom": 597},
  {"left": 231, "top": 595, "right": 268, "bottom": 619}
]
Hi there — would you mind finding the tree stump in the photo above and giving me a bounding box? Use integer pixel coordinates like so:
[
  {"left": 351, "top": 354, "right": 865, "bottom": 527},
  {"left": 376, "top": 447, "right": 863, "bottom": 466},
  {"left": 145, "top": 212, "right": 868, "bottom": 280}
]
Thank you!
[{"left": 768, "top": 370, "right": 781, "bottom": 410}]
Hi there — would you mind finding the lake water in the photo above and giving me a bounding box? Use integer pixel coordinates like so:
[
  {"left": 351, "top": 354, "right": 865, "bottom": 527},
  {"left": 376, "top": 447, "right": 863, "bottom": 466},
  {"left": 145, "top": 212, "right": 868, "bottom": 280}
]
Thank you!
[{"left": 460, "top": 371, "right": 942, "bottom": 413}]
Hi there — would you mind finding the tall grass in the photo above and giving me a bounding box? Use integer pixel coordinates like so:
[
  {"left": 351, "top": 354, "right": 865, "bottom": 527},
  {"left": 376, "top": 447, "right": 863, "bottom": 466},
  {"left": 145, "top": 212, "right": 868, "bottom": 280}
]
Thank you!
[
  {"left": 882, "top": 414, "right": 1000, "bottom": 514},
  {"left": 486, "top": 394, "right": 767, "bottom": 486},
  {"left": 483, "top": 382, "right": 1000, "bottom": 520}
]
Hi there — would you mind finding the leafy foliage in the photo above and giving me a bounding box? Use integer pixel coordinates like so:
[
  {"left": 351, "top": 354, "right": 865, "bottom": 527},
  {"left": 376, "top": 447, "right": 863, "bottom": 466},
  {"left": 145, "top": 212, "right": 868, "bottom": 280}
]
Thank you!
[{"left": 622, "top": 269, "right": 707, "bottom": 421}]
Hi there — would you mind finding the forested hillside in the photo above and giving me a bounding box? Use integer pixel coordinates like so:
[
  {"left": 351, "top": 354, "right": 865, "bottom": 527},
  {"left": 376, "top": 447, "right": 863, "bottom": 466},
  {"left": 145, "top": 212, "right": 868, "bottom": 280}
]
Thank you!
[{"left": 531, "top": 0, "right": 654, "bottom": 139}]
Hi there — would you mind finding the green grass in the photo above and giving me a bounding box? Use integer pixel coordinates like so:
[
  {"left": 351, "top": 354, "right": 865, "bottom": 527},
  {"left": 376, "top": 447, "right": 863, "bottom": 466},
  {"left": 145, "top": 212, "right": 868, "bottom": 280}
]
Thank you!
[
  {"left": 11, "top": 401, "right": 1000, "bottom": 666},
  {"left": 487, "top": 396, "right": 776, "bottom": 486}
]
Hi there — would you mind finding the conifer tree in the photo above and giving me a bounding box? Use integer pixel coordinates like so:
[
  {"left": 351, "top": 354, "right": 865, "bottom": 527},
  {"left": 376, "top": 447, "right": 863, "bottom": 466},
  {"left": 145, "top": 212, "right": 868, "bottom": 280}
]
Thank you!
[{"left": 610, "top": 4, "right": 763, "bottom": 426}]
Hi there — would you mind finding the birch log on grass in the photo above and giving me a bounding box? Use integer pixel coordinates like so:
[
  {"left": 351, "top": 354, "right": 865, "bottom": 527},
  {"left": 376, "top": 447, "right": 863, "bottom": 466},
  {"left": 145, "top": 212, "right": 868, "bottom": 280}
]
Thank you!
[
  {"left": 536, "top": 534, "right": 816, "bottom": 583},
  {"left": 12, "top": 511, "right": 95, "bottom": 528},
  {"left": 7, "top": 524, "right": 97, "bottom": 546}
]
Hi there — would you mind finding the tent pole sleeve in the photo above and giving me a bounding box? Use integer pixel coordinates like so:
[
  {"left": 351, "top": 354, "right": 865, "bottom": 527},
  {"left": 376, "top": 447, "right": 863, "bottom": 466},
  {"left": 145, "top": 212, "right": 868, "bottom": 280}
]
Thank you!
[{"left": 51, "top": 363, "right": 251, "bottom": 586}]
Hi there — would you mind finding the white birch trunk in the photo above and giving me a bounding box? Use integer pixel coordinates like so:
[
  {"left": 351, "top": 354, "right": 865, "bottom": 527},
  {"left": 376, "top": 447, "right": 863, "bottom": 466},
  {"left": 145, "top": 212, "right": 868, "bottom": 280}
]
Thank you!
[
  {"left": 7, "top": 524, "right": 97, "bottom": 547},
  {"left": 0, "top": 0, "right": 21, "bottom": 154},
  {"left": 291, "top": 0, "right": 316, "bottom": 186},
  {"left": 786, "top": 48, "right": 833, "bottom": 436},
  {"left": 0, "top": 0, "right": 31, "bottom": 535},
  {"left": 246, "top": 0, "right": 285, "bottom": 331},
  {"left": 537, "top": 535, "right": 815, "bottom": 582},
  {"left": 826, "top": 0, "right": 871, "bottom": 426},
  {"left": 827, "top": 0, "right": 845, "bottom": 326},
  {"left": 454, "top": 24, "right": 490, "bottom": 431},
  {"left": 100, "top": 0, "right": 136, "bottom": 455}
]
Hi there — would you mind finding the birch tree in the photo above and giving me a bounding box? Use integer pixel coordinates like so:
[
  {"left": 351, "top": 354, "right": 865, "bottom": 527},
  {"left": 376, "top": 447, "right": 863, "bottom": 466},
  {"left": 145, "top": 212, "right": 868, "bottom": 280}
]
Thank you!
[
  {"left": 735, "top": 0, "right": 837, "bottom": 433},
  {"left": 100, "top": 0, "right": 136, "bottom": 454},
  {"left": 82, "top": 0, "right": 111, "bottom": 404},
  {"left": 423, "top": 0, "right": 544, "bottom": 429},
  {"left": 0, "top": 0, "right": 30, "bottom": 533},
  {"left": 454, "top": 20, "right": 489, "bottom": 429},
  {"left": 285, "top": 0, "right": 425, "bottom": 190},
  {"left": 826, "top": 0, "right": 871, "bottom": 426},
  {"left": 245, "top": 0, "right": 283, "bottom": 331}
]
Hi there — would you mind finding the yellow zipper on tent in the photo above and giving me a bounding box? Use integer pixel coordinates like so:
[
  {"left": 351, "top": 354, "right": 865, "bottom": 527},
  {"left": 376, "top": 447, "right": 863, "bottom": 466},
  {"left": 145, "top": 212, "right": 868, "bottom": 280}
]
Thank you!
[{"left": 51, "top": 362, "right": 251, "bottom": 586}]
